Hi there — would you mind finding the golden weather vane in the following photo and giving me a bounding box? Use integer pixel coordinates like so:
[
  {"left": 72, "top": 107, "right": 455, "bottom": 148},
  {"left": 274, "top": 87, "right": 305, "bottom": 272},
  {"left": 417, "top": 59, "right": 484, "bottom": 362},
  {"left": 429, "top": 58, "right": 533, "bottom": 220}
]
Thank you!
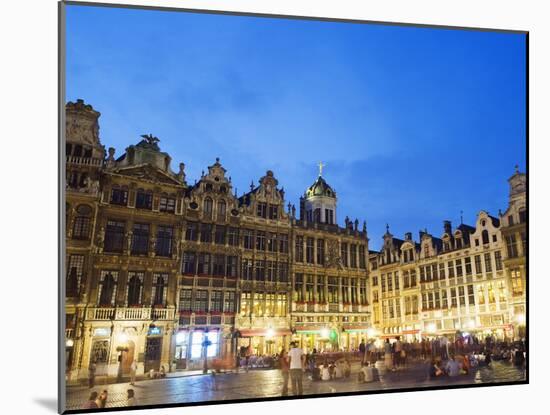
[{"left": 318, "top": 161, "right": 325, "bottom": 177}]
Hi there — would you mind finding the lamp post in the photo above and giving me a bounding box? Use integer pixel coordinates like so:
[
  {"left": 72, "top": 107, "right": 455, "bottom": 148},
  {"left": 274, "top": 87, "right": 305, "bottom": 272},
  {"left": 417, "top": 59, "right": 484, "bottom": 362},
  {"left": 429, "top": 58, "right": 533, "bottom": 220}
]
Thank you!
[{"left": 202, "top": 330, "right": 212, "bottom": 374}]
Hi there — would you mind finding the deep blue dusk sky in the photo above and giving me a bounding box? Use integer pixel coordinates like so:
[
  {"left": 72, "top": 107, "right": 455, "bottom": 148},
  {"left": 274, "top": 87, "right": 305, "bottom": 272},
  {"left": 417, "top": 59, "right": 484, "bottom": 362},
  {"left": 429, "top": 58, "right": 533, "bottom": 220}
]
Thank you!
[{"left": 65, "top": 5, "right": 526, "bottom": 250}]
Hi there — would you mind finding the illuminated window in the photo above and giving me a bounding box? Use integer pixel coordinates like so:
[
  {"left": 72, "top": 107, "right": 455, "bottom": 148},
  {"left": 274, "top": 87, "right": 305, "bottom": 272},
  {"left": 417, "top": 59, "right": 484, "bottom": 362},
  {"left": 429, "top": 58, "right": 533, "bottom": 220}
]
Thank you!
[
  {"left": 477, "top": 285, "right": 485, "bottom": 305},
  {"left": 511, "top": 269, "right": 523, "bottom": 296},
  {"left": 240, "top": 292, "right": 251, "bottom": 315}
]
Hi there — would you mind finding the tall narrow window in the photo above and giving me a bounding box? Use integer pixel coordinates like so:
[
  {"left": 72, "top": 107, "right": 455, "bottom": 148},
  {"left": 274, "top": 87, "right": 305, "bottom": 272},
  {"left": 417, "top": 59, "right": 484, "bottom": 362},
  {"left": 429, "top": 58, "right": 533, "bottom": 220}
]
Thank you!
[
  {"left": 256, "top": 231, "right": 266, "bottom": 251},
  {"left": 211, "top": 291, "right": 223, "bottom": 312},
  {"left": 350, "top": 244, "right": 357, "bottom": 268},
  {"left": 131, "top": 223, "right": 150, "bottom": 255},
  {"left": 267, "top": 233, "right": 277, "bottom": 252},
  {"left": 152, "top": 273, "right": 168, "bottom": 306},
  {"left": 306, "top": 238, "right": 314, "bottom": 263},
  {"left": 213, "top": 255, "right": 225, "bottom": 276},
  {"left": 359, "top": 246, "right": 366, "bottom": 268},
  {"left": 104, "top": 220, "right": 125, "bottom": 253},
  {"left": 484, "top": 253, "right": 492, "bottom": 273},
  {"left": 214, "top": 225, "right": 226, "bottom": 245},
  {"left": 200, "top": 223, "right": 212, "bottom": 243},
  {"left": 341, "top": 242, "right": 348, "bottom": 267},
  {"left": 317, "top": 239, "right": 325, "bottom": 265},
  {"left": 482, "top": 230, "right": 490, "bottom": 245},
  {"left": 328, "top": 277, "right": 338, "bottom": 303},
  {"left": 494, "top": 251, "right": 503, "bottom": 271},
  {"left": 506, "top": 235, "right": 518, "bottom": 258},
  {"left": 294, "top": 274, "right": 304, "bottom": 302},
  {"left": 203, "top": 197, "right": 213, "bottom": 220},
  {"left": 98, "top": 271, "right": 118, "bottom": 306},
  {"left": 178, "top": 289, "right": 192, "bottom": 311},
  {"left": 224, "top": 291, "right": 236, "bottom": 312},
  {"left": 295, "top": 236, "right": 304, "bottom": 262},
  {"left": 255, "top": 260, "right": 265, "bottom": 281},
  {"left": 228, "top": 227, "right": 239, "bottom": 246},
  {"left": 279, "top": 234, "right": 289, "bottom": 253},
  {"left": 182, "top": 252, "right": 196, "bottom": 274},
  {"left": 243, "top": 229, "right": 254, "bottom": 249},
  {"left": 226, "top": 256, "right": 238, "bottom": 278},
  {"left": 66, "top": 255, "right": 84, "bottom": 297},
  {"left": 316, "top": 276, "right": 326, "bottom": 303},
  {"left": 126, "top": 272, "right": 144, "bottom": 306},
  {"left": 72, "top": 205, "right": 92, "bottom": 240},
  {"left": 185, "top": 222, "right": 198, "bottom": 241},
  {"left": 465, "top": 257, "right": 472, "bottom": 275},
  {"left": 268, "top": 204, "right": 278, "bottom": 220},
  {"left": 256, "top": 202, "right": 267, "bottom": 218},
  {"left": 197, "top": 253, "right": 211, "bottom": 275},
  {"left": 217, "top": 200, "right": 226, "bottom": 221},
  {"left": 156, "top": 225, "right": 173, "bottom": 257},
  {"left": 474, "top": 255, "right": 482, "bottom": 275}
]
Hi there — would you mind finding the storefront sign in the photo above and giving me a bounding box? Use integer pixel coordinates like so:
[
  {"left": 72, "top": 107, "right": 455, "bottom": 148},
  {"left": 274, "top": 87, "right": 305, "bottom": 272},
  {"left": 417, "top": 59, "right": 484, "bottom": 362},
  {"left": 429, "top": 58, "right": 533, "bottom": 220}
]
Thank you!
[{"left": 148, "top": 326, "right": 162, "bottom": 336}]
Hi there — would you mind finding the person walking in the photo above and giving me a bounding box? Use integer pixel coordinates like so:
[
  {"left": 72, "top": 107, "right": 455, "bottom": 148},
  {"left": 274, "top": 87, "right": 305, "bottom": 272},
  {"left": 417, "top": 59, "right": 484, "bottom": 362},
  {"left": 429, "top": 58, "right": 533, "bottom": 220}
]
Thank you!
[
  {"left": 288, "top": 342, "right": 305, "bottom": 395},
  {"left": 394, "top": 337, "right": 403, "bottom": 369},
  {"left": 384, "top": 339, "right": 393, "bottom": 371},
  {"left": 359, "top": 339, "right": 366, "bottom": 363},
  {"left": 130, "top": 360, "right": 137, "bottom": 385},
  {"left": 127, "top": 389, "right": 138, "bottom": 406},
  {"left": 82, "top": 392, "right": 98, "bottom": 409},
  {"left": 96, "top": 390, "right": 108, "bottom": 408},
  {"left": 279, "top": 349, "right": 290, "bottom": 396},
  {"left": 88, "top": 362, "right": 97, "bottom": 389}
]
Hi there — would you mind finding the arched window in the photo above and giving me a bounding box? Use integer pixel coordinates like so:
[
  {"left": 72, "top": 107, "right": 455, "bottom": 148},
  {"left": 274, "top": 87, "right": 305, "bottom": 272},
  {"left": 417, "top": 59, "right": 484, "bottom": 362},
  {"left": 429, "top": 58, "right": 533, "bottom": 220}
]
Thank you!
[
  {"left": 126, "top": 272, "right": 143, "bottom": 306},
  {"left": 98, "top": 272, "right": 117, "bottom": 306},
  {"left": 217, "top": 200, "right": 226, "bottom": 221},
  {"left": 204, "top": 197, "right": 213, "bottom": 220},
  {"left": 152, "top": 273, "right": 168, "bottom": 306},
  {"left": 72, "top": 204, "right": 92, "bottom": 240},
  {"left": 482, "top": 230, "right": 490, "bottom": 245}
]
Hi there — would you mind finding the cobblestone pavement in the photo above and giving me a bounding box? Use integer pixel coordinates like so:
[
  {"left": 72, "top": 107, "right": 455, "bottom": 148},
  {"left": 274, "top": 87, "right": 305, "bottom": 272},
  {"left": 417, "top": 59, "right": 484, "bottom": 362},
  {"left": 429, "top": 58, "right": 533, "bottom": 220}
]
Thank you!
[{"left": 66, "top": 361, "right": 526, "bottom": 410}]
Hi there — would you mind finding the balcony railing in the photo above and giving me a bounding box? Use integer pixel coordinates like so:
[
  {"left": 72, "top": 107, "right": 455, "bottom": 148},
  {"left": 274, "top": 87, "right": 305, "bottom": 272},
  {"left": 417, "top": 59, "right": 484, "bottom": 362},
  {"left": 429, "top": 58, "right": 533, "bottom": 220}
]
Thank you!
[
  {"left": 66, "top": 155, "right": 103, "bottom": 166},
  {"left": 65, "top": 328, "right": 75, "bottom": 339},
  {"left": 86, "top": 307, "right": 175, "bottom": 321}
]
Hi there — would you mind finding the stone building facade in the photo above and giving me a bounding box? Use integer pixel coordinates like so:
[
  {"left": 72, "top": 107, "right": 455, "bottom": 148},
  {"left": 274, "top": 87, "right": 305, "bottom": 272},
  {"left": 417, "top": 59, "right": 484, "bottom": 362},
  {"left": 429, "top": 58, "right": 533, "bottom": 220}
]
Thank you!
[
  {"left": 64, "top": 100, "right": 369, "bottom": 379},
  {"left": 64, "top": 100, "right": 527, "bottom": 380},
  {"left": 368, "top": 169, "right": 527, "bottom": 343}
]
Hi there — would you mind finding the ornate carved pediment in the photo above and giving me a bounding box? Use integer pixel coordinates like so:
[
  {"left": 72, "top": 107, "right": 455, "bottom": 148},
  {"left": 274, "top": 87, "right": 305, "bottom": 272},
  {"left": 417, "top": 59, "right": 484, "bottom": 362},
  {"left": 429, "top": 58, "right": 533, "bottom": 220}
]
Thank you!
[{"left": 112, "top": 165, "right": 182, "bottom": 186}]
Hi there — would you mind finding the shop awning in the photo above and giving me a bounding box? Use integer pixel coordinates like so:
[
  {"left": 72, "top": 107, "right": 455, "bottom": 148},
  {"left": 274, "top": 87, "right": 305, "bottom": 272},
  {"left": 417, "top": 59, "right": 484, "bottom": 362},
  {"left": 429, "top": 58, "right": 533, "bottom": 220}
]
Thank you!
[{"left": 238, "top": 328, "right": 292, "bottom": 337}]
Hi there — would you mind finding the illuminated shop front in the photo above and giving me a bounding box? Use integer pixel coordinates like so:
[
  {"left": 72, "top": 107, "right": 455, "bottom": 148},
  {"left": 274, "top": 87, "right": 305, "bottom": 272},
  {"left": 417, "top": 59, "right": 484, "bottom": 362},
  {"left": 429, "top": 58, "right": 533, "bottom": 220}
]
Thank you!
[{"left": 174, "top": 328, "right": 223, "bottom": 370}]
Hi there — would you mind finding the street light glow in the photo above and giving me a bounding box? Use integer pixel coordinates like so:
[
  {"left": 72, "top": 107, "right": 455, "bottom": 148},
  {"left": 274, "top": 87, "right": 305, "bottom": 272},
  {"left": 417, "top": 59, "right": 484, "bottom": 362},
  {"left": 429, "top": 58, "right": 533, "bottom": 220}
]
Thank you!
[
  {"left": 516, "top": 313, "right": 526, "bottom": 324},
  {"left": 426, "top": 323, "right": 437, "bottom": 333},
  {"left": 320, "top": 328, "right": 330, "bottom": 338},
  {"left": 266, "top": 328, "right": 275, "bottom": 339}
]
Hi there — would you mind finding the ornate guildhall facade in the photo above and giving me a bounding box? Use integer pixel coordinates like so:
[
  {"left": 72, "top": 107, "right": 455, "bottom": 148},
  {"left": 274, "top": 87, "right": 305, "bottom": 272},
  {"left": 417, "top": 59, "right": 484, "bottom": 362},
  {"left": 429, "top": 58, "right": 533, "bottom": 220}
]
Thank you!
[{"left": 64, "top": 100, "right": 527, "bottom": 380}]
